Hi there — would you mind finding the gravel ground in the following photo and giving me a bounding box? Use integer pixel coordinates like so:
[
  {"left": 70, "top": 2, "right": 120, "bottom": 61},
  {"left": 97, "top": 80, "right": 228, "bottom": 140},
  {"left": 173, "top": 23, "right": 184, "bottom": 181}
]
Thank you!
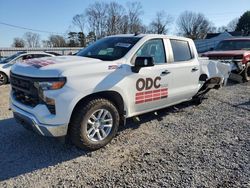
[{"left": 0, "top": 81, "right": 249, "bottom": 187}]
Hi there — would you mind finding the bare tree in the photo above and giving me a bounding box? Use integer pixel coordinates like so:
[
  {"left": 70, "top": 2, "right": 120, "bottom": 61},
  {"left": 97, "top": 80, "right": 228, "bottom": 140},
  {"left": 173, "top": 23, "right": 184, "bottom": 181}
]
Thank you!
[
  {"left": 42, "top": 40, "right": 52, "bottom": 48},
  {"left": 86, "top": 2, "right": 108, "bottom": 39},
  {"left": 72, "top": 14, "right": 85, "bottom": 33},
  {"left": 47, "top": 35, "right": 67, "bottom": 47},
  {"left": 149, "top": 11, "right": 173, "bottom": 34},
  {"left": 106, "top": 2, "right": 126, "bottom": 35},
  {"left": 12, "top": 38, "right": 25, "bottom": 47},
  {"left": 23, "top": 32, "right": 40, "bottom": 47},
  {"left": 127, "top": 1, "right": 143, "bottom": 33},
  {"left": 227, "top": 18, "right": 239, "bottom": 32},
  {"left": 177, "top": 11, "right": 213, "bottom": 39},
  {"left": 217, "top": 26, "right": 228, "bottom": 33},
  {"left": 120, "top": 15, "right": 129, "bottom": 34}
]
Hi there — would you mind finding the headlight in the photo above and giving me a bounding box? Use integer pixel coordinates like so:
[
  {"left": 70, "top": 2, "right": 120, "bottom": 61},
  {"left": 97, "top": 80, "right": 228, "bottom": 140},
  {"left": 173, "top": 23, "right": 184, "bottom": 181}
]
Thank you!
[
  {"left": 34, "top": 78, "right": 66, "bottom": 90},
  {"left": 33, "top": 78, "right": 66, "bottom": 115}
]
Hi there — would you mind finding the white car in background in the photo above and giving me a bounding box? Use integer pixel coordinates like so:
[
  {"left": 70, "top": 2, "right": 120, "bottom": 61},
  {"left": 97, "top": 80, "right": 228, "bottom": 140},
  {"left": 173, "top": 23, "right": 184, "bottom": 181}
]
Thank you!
[{"left": 0, "top": 51, "right": 54, "bottom": 85}]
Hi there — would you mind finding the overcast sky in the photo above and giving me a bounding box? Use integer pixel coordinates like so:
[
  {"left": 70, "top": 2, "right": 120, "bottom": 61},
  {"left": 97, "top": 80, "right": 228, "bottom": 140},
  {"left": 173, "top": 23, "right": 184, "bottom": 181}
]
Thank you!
[{"left": 0, "top": 0, "right": 249, "bottom": 47}]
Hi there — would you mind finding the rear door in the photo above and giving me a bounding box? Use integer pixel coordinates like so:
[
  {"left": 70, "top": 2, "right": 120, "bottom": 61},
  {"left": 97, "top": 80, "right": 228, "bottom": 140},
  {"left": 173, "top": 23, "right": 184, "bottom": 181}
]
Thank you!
[{"left": 165, "top": 39, "right": 200, "bottom": 103}]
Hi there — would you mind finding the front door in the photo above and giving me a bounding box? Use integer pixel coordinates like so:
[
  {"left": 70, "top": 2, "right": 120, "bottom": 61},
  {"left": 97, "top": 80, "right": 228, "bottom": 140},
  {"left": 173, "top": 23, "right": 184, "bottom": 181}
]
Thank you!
[{"left": 127, "top": 38, "right": 172, "bottom": 115}]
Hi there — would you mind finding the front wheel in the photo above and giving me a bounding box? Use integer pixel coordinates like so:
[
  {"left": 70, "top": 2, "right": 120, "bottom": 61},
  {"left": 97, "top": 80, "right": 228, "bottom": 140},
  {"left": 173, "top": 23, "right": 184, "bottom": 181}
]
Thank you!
[
  {"left": 242, "top": 62, "right": 250, "bottom": 82},
  {"left": 69, "top": 98, "right": 120, "bottom": 150},
  {"left": 0, "top": 72, "right": 8, "bottom": 86}
]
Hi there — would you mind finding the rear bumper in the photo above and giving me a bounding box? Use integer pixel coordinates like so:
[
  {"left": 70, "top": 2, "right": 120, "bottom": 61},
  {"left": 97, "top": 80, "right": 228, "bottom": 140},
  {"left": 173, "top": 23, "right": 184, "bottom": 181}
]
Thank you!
[{"left": 12, "top": 104, "right": 68, "bottom": 137}]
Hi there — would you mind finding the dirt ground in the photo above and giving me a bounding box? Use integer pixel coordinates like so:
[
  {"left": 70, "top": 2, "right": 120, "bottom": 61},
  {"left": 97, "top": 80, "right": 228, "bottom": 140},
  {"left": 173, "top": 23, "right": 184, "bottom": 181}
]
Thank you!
[{"left": 0, "top": 81, "right": 249, "bottom": 187}]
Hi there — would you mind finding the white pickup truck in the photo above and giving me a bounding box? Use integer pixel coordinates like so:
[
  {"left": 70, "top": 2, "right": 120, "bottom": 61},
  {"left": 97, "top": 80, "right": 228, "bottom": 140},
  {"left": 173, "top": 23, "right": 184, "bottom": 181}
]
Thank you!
[{"left": 10, "top": 34, "right": 230, "bottom": 150}]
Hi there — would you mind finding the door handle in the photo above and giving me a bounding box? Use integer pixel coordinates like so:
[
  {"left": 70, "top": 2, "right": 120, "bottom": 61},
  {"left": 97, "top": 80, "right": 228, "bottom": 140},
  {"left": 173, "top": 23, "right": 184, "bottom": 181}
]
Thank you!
[
  {"left": 191, "top": 67, "right": 199, "bottom": 72},
  {"left": 161, "top": 70, "right": 171, "bottom": 75}
]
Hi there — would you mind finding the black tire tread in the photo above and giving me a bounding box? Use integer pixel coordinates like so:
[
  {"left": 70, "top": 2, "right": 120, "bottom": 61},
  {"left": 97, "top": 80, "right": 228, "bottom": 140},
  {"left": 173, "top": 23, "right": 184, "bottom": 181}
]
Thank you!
[
  {"left": 69, "top": 98, "right": 119, "bottom": 150},
  {"left": 0, "top": 72, "right": 8, "bottom": 85},
  {"left": 242, "top": 62, "right": 250, "bottom": 82}
]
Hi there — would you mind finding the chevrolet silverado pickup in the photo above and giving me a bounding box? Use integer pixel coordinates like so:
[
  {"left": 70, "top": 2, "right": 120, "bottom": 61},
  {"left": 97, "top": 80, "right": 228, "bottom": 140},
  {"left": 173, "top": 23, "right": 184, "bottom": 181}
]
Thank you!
[
  {"left": 202, "top": 38, "right": 250, "bottom": 81},
  {"left": 10, "top": 34, "right": 230, "bottom": 150}
]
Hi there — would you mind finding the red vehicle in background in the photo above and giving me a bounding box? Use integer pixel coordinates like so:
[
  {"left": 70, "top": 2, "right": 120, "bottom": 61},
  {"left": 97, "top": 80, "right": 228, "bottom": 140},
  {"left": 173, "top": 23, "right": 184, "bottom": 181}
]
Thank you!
[{"left": 202, "top": 38, "right": 250, "bottom": 81}]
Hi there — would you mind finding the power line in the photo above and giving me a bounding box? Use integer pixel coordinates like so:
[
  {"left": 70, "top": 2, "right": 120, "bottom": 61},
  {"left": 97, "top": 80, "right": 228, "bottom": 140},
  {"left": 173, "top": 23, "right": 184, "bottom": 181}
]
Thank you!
[{"left": 0, "top": 21, "right": 64, "bottom": 35}]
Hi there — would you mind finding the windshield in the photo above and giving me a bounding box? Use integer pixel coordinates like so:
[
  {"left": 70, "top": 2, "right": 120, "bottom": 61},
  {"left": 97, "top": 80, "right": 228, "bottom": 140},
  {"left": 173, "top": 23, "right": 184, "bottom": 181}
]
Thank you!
[
  {"left": 76, "top": 36, "right": 142, "bottom": 61},
  {"left": 0, "top": 52, "right": 25, "bottom": 64},
  {"left": 215, "top": 40, "right": 250, "bottom": 51}
]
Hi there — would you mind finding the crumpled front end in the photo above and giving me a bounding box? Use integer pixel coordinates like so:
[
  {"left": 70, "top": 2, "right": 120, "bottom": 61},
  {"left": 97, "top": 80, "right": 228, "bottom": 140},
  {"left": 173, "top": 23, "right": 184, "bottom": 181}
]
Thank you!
[
  {"left": 199, "top": 58, "right": 231, "bottom": 86},
  {"left": 194, "top": 58, "right": 231, "bottom": 98}
]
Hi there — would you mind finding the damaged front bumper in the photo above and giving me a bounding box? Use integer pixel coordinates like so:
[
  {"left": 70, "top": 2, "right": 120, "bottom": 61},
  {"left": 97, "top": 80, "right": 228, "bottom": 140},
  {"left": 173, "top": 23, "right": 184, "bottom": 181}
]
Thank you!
[
  {"left": 219, "top": 59, "right": 245, "bottom": 73},
  {"left": 11, "top": 103, "right": 68, "bottom": 137}
]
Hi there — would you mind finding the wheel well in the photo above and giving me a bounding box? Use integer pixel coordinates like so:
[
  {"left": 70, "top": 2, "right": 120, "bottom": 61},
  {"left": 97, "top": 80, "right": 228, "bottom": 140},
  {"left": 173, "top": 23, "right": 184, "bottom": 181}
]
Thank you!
[
  {"left": 70, "top": 91, "right": 125, "bottom": 123},
  {"left": 195, "top": 76, "right": 222, "bottom": 98},
  {"left": 201, "top": 77, "right": 222, "bottom": 90},
  {"left": 199, "top": 74, "right": 208, "bottom": 81}
]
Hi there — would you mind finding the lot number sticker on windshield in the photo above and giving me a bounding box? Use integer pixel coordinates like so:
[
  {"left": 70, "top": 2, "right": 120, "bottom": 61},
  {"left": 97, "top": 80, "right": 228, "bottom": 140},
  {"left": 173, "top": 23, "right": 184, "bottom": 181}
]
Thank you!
[{"left": 115, "top": 43, "right": 131, "bottom": 48}]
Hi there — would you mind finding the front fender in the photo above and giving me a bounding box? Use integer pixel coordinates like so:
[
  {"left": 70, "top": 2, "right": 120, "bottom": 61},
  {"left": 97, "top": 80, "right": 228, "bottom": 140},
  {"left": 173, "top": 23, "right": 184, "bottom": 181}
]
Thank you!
[{"left": 199, "top": 58, "right": 231, "bottom": 86}]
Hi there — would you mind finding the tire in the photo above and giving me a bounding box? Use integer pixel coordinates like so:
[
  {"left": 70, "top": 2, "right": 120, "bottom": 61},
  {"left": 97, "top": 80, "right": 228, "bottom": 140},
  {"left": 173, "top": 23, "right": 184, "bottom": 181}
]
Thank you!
[
  {"left": 69, "top": 98, "right": 120, "bottom": 150},
  {"left": 242, "top": 62, "right": 250, "bottom": 82},
  {"left": 0, "top": 72, "right": 8, "bottom": 86}
]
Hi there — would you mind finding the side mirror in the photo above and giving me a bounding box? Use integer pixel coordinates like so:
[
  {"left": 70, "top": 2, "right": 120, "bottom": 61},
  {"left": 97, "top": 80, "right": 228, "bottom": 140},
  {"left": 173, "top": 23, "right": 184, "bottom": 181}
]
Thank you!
[
  {"left": 132, "top": 56, "right": 154, "bottom": 73},
  {"left": 209, "top": 47, "right": 214, "bottom": 51}
]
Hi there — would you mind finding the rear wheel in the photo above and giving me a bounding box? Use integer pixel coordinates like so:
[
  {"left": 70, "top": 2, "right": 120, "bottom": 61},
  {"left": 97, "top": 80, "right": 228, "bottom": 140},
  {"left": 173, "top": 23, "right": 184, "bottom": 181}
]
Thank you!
[
  {"left": 69, "top": 98, "right": 120, "bottom": 150},
  {"left": 0, "top": 72, "right": 8, "bottom": 86},
  {"left": 242, "top": 62, "right": 250, "bottom": 82}
]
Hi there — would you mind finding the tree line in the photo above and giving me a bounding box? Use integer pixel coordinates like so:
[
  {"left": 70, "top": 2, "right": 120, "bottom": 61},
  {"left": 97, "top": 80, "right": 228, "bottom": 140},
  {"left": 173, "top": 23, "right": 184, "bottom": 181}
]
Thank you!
[{"left": 12, "top": 1, "right": 250, "bottom": 48}]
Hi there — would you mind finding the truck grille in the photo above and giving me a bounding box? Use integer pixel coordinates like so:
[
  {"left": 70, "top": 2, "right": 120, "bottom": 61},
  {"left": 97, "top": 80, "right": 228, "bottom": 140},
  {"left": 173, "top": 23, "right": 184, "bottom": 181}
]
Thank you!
[{"left": 10, "top": 73, "right": 40, "bottom": 107}]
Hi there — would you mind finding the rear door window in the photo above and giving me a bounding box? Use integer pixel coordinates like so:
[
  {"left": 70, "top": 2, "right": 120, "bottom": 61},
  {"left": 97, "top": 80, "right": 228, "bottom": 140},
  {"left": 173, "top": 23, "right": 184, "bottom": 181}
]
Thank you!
[{"left": 170, "top": 39, "right": 193, "bottom": 62}]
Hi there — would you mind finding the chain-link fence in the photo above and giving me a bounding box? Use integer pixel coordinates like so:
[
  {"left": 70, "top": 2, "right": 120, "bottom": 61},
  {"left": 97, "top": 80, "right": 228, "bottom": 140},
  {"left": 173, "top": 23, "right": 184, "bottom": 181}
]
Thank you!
[{"left": 0, "top": 47, "right": 82, "bottom": 58}]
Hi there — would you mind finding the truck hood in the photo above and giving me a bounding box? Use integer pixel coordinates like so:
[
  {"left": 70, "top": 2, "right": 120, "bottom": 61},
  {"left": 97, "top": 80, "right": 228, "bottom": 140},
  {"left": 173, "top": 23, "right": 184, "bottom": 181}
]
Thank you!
[
  {"left": 202, "top": 50, "right": 249, "bottom": 57},
  {"left": 11, "top": 56, "right": 103, "bottom": 77}
]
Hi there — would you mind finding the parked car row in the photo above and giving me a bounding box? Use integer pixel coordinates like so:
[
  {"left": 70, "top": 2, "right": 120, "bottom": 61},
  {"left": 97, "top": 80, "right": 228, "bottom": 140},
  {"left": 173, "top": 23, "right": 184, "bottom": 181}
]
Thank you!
[{"left": 0, "top": 51, "right": 56, "bottom": 85}]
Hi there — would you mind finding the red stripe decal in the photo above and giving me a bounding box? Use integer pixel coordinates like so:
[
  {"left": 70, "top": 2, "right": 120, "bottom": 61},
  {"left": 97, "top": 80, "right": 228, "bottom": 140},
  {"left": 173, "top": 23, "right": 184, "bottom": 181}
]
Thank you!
[
  {"left": 145, "top": 94, "right": 152, "bottom": 98},
  {"left": 135, "top": 100, "right": 144, "bottom": 104},
  {"left": 153, "top": 89, "right": 161, "bottom": 93},
  {"left": 136, "top": 92, "right": 144, "bottom": 96},
  {"left": 145, "top": 98, "right": 153, "bottom": 102},
  {"left": 145, "top": 91, "right": 152, "bottom": 95},
  {"left": 153, "top": 97, "right": 161, "bottom": 101},
  {"left": 135, "top": 88, "right": 168, "bottom": 104},
  {"left": 136, "top": 96, "right": 144, "bottom": 100},
  {"left": 153, "top": 93, "right": 161, "bottom": 97},
  {"left": 161, "top": 88, "right": 168, "bottom": 92}
]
